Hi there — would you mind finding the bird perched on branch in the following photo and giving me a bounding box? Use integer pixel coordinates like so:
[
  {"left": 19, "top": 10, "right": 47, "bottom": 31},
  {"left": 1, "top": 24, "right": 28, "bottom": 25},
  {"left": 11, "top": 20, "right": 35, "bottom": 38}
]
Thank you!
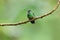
[{"left": 27, "top": 10, "right": 35, "bottom": 24}]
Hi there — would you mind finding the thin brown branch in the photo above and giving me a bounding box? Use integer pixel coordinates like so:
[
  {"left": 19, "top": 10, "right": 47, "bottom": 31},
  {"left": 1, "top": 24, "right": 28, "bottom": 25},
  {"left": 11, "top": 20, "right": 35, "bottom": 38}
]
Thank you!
[{"left": 0, "top": 0, "right": 60, "bottom": 26}]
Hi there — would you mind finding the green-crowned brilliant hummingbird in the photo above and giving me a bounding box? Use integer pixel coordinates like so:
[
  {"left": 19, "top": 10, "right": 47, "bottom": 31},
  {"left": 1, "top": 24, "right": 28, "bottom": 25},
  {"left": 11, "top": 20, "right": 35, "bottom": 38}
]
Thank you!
[{"left": 27, "top": 10, "right": 35, "bottom": 24}]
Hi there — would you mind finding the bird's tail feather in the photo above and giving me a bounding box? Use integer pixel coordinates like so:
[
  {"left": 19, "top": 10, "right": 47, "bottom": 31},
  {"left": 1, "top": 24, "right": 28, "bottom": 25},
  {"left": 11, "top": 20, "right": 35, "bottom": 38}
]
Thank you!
[{"left": 30, "top": 21, "right": 35, "bottom": 24}]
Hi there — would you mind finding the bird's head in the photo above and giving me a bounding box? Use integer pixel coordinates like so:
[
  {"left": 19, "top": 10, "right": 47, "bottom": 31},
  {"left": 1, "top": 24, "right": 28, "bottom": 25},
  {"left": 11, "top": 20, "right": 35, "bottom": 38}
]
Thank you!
[{"left": 28, "top": 10, "right": 31, "bottom": 13}]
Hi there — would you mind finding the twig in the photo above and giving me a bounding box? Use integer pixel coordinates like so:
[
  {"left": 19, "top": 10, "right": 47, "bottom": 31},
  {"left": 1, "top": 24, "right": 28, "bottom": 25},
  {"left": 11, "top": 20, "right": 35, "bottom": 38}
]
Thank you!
[{"left": 0, "top": 0, "right": 60, "bottom": 26}]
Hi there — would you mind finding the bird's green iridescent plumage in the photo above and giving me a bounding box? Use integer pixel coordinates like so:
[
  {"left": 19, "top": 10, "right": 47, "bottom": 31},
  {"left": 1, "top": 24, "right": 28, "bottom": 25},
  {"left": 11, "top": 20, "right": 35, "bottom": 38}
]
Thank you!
[{"left": 28, "top": 11, "right": 34, "bottom": 18}]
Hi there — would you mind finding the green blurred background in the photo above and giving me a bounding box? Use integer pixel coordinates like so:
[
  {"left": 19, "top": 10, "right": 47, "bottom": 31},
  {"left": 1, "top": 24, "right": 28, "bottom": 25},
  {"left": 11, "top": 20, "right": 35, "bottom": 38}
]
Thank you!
[{"left": 0, "top": 0, "right": 60, "bottom": 40}]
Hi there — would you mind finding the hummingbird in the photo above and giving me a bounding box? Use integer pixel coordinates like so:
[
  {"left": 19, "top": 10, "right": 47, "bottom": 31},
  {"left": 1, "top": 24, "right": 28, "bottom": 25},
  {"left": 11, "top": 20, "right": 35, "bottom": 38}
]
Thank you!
[{"left": 27, "top": 10, "right": 35, "bottom": 24}]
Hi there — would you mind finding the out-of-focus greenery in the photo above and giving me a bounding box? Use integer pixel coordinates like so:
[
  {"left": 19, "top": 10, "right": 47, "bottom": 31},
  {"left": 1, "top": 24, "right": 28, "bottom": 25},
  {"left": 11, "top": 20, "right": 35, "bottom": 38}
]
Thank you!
[{"left": 0, "top": 0, "right": 60, "bottom": 40}]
